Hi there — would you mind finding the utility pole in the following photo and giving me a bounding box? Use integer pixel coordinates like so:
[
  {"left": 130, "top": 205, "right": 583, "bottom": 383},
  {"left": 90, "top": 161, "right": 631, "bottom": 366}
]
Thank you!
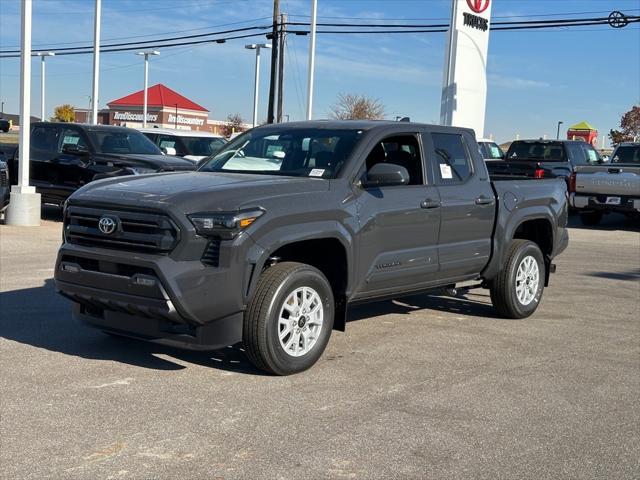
[
  {"left": 266, "top": 0, "right": 279, "bottom": 124},
  {"left": 276, "top": 13, "right": 286, "bottom": 123}
]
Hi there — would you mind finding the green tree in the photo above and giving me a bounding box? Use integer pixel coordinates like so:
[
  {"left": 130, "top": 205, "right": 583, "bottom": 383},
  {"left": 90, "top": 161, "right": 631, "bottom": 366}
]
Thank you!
[
  {"left": 609, "top": 105, "right": 640, "bottom": 144},
  {"left": 51, "top": 104, "right": 75, "bottom": 123},
  {"left": 329, "top": 93, "right": 385, "bottom": 120}
]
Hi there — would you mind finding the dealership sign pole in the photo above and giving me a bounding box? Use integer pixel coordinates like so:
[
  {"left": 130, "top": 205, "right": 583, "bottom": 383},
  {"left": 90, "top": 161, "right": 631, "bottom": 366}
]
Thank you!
[
  {"left": 6, "top": 0, "right": 41, "bottom": 226},
  {"left": 440, "top": 0, "right": 493, "bottom": 137},
  {"left": 90, "top": 0, "right": 101, "bottom": 124}
]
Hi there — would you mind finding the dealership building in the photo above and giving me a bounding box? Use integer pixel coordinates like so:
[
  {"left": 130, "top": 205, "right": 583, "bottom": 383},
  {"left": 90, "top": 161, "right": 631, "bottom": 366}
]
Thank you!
[{"left": 75, "top": 83, "right": 235, "bottom": 134}]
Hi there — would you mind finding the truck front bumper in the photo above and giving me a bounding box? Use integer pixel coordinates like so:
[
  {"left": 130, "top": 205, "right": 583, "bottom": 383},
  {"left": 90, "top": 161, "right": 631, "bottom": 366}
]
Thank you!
[
  {"left": 54, "top": 239, "right": 258, "bottom": 351},
  {"left": 571, "top": 193, "right": 640, "bottom": 214}
]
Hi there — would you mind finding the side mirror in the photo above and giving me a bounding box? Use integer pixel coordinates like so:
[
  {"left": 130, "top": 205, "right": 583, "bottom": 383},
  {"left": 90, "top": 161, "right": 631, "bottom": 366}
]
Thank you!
[
  {"left": 362, "top": 163, "right": 410, "bottom": 187},
  {"left": 62, "top": 144, "right": 89, "bottom": 156}
]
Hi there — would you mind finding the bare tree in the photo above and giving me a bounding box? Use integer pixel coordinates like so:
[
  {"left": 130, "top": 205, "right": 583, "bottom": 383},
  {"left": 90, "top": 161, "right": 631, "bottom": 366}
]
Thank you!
[
  {"left": 221, "top": 113, "right": 247, "bottom": 137},
  {"left": 329, "top": 94, "right": 385, "bottom": 120}
]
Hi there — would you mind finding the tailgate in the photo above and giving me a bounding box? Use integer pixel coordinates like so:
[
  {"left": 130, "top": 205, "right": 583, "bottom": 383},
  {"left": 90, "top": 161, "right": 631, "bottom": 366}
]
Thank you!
[{"left": 575, "top": 165, "right": 640, "bottom": 196}]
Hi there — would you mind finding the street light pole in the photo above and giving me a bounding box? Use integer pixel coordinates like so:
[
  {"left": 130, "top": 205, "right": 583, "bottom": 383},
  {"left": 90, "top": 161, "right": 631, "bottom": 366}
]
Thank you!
[
  {"left": 136, "top": 50, "right": 160, "bottom": 128},
  {"left": 245, "top": 43, "right": 271, "bottom": 128},
  {"left": 6, "top": 0, "right": 41, "bottom": 226},
  {"left": 35, "top": 52, "right": 54, "bottom": 121},
  {"left": 306, "top": 0, "right": 317, "bottom": 120},
  {"left": 556, "top": 121, "right": 563, "bottom": 140},
  {"left": 90, "top": 0, "right": 101, "bottom": 124}
]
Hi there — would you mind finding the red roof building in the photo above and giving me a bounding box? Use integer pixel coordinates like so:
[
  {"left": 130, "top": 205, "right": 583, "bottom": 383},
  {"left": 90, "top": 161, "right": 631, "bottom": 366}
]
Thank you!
[
  {"left": 105, "top": 83, "right": 211, "bottom": 131},
  {"left": 108, "top": 84, "right": 208, "bottom": 112}
]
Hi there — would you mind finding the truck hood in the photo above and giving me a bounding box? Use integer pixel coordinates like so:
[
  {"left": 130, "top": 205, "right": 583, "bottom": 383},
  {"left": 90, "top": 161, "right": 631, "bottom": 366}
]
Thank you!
[
  {"left": 70, "top": 172, "right": 331, "bottom": 213},
  {"left": 95, "top": 153, "right": 196, "bottom": 170}
]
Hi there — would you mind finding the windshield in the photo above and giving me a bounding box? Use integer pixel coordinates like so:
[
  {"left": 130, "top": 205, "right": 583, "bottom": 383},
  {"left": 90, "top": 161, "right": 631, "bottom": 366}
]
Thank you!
[
  {"left": 479, "top": 141, "right": 504, "bottom": 159},
  {"left": 611, "top": 145, "right": 640, "bottom": 164},
  {"left": 182, "top": 137, "right": 226, "bottom": 157},
  {"left": 198, "top": 128, "right": 363, "bottom": 178},
  {"left": 507, "top": 141, "right": 566, "bottom": 162},
  {"left": 88, "top": 129, "right": 162, "bottom": 155}
]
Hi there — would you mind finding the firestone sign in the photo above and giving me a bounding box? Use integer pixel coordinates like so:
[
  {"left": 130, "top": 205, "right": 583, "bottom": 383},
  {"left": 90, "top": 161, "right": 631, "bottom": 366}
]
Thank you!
[{"left": 440, "top": 0, "right": 493, "bottom": 137}]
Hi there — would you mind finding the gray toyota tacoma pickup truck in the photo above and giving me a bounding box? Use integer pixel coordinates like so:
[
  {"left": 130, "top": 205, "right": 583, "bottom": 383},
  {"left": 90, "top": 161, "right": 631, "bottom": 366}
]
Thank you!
[{"left": 54, "top": 121, "right": 569, "bottom": 375}]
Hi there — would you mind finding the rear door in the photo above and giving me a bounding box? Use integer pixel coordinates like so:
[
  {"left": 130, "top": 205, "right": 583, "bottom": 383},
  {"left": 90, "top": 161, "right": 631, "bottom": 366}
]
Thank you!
[
  {"left": 29, "top": 124, "right": 61, "bottom": 194},
  {"left": 53, "top": 127, "right": 92, "bottom": 198},
  {"left": 429, "top": 130, "right": 495, "bottom": 277},
  {"left": 354, "top": 131, "right": 441, "bottom": 298}
]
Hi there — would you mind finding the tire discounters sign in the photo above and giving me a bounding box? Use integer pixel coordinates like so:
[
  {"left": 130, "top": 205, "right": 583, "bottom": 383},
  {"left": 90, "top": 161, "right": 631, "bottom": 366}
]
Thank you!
[{"left": 440, "top": 0, "right": 493, "bottom": 137}]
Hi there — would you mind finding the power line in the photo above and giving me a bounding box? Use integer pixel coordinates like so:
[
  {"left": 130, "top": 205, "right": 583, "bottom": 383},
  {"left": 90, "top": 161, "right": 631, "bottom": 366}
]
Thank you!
[{"left": 1, "top": 13, "right": 637, "bottom": 59}]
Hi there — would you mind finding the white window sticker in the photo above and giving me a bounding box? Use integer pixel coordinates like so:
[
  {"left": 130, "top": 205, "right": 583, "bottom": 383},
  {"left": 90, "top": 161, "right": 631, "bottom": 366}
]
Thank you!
[
  {"left": 309, "top": 168, "right": 325, "bottom": 177},
  {"left": 439, "top": 164, "right": 453, "bottom": 179}
]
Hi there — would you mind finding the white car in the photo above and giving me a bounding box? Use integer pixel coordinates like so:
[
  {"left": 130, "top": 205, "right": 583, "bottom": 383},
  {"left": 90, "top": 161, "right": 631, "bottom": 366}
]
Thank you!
[
  {"left": 139, "top": 128, "right": 226, "bottom": 162},
  {"left": 477, "top": 138, "right": 505, "bottom": 162}
]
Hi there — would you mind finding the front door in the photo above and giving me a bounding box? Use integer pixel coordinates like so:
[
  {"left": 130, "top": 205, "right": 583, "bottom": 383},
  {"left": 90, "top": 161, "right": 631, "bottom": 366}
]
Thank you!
[{"left": 354, "top": 133, "right": 441, "bottom": 298}]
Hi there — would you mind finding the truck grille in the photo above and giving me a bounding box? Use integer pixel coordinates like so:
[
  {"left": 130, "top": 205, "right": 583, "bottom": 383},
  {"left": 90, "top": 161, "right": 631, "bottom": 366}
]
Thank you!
[
  {"left": 0, "top": 169, "right": 8, "bottom": 187},
  {"left": 65, "top": 205, "right": 179, "bottom": 253}
]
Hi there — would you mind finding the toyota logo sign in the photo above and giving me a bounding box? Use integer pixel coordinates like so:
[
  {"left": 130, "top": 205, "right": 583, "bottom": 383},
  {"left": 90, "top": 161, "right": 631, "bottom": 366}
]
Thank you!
[
  {"left": 98, "top": 216, "right": 117, "bottom": 235},
  {"left": 466, "top": 0, "right": 490, "bottom": 14}
]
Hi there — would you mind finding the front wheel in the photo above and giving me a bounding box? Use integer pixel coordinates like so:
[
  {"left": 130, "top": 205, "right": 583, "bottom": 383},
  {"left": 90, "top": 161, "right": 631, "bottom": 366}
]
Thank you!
[
  {"left": 489, "top": 240, "right": 545, "bottom": 319},
  {"left": 243, "top": 262, "right": 334, "bottom": 375}
]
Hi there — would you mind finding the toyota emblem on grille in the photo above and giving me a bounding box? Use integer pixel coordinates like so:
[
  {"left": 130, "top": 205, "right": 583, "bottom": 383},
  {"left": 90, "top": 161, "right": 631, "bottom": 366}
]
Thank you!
[{"left": 98, "top": 216, "right": 118, "bottom": 235}]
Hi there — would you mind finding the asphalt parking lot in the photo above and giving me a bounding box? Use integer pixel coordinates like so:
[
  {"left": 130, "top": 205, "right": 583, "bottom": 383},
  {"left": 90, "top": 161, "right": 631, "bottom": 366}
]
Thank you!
[{"left": 1, "top": 210, "right": 639, "bottom": 479}]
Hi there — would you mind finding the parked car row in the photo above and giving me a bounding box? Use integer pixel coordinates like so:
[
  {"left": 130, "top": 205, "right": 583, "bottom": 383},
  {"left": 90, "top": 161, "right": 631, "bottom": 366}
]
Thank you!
[
  {"left": 571, "top": 142, "right": 640, "bottom": 225},
  {"left": 481, "top": 139, "right": 638, "bottom": 225},
  {"left": 4, "top": 122, "right": 197, "bottom": 206}
]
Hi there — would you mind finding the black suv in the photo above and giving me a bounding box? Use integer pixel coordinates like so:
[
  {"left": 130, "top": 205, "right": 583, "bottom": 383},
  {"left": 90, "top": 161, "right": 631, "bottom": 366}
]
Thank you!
[{"left": 6, "top": 122, "right": 196, "bottom": 205}]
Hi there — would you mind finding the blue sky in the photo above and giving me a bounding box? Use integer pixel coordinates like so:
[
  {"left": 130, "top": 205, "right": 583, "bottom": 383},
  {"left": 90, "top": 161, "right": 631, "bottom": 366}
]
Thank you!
[{"left": 0, "top": 0, "right": 639, "bottom": 144}]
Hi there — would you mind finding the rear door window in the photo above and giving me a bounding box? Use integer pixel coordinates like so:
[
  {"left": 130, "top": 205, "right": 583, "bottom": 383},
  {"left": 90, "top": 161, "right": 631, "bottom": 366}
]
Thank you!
[
  {"left": 581, "top": 144, "right": 602, "bottom": 164},
  {"left": 59, "top": 129, "right": 88, "bottom": 152},
  {"left": 507, "top": 142, "right": 566, "bottom": 161},
  {"left": 31, "top": 126, "right": 60, "bottom": 154},
  {"left": 431, "top": 133, "right": 473, "bottom": 184}
]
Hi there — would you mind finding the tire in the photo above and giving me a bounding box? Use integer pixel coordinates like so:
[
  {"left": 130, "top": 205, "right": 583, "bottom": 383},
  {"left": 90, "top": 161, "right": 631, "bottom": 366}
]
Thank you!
[
  {"left": 580, "top": 211, "right": 602, "bottom": 226},
  {"left": 489, "top": 240, "right": 545, "bottom": 319},
  {"left": 243, "top": 262, "right": 334, "bottom": 375}
]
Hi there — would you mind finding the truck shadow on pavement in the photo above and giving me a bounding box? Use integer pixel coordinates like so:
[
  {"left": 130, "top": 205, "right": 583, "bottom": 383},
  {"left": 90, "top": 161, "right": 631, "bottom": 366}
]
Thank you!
[
  {"left": 567, "top": 213, "right": 640, "bottom": 232},
  {"left": 347, "top": 291, "right": 502, "bottom": 322},
  {"left": 1, "top": 278, "right": 500, "bottom": 374}
]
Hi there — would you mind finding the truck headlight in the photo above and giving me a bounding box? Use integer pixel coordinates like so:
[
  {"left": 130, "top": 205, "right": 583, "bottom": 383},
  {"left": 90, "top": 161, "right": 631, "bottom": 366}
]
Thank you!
[{"left": 188, "top": 209, "right": 264, "bottom": 239}]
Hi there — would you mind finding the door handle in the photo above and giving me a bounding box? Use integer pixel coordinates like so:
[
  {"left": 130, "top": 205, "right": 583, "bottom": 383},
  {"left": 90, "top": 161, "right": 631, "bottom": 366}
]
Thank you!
[
  {"left": 475, "top": 196, "right": 495, "bottom": 206},
  {"left": 420, "top": 199, "right": 440, "bottom": 209}
]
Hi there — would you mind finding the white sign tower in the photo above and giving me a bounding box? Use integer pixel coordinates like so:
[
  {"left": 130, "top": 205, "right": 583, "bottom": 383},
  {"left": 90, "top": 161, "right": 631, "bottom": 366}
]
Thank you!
[{"left": 440, "top": 0, "right": 493, "bottom": 138}]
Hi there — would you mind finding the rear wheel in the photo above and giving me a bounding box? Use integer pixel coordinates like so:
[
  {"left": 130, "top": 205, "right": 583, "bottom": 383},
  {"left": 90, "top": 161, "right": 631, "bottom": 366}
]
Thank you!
[
  {"left": 243, "top": 262, "right": 334, "bottom": 375},
  {"left": 580, "top": 210, "right": 603, "bottom": 226},
  {"left": 489, "top": 240, "right": 545, "bottom": 319}
]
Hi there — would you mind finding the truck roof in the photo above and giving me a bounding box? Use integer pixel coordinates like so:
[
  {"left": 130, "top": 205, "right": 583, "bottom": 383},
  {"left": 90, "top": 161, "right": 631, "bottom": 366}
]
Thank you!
[
  {"left": 32, "top": 121, "right": 139, "bottom": 133},
  {"left": 252, "top": 119, "right": 475, "bottom": 135}
]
